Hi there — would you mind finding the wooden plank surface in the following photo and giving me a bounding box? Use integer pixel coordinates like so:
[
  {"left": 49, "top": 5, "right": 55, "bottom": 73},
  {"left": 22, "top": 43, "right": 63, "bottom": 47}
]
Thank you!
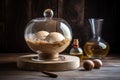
[{"left": 0, "top": 53, "right": 120, "bottom": 80}]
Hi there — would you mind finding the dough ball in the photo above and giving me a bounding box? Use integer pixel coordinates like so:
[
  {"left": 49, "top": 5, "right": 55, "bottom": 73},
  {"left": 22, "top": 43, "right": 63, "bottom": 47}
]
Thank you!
[
  {"left": 35, "top": 31, "right": 49, "bottom": 40},
  {"left": 46, "top": 32, "right": 65, "bottom": 43}
]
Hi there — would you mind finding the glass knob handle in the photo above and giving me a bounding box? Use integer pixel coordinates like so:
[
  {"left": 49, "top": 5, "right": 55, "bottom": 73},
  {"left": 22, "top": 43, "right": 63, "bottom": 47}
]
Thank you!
[{"left": 43, "top": 9, "right": 54, "bottom": 19}]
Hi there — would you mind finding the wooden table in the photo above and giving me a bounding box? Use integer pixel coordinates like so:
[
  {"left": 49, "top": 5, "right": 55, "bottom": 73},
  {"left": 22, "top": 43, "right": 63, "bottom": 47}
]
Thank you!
[{"left": 0, "top": 53, "right": 120, "bottom": 80}]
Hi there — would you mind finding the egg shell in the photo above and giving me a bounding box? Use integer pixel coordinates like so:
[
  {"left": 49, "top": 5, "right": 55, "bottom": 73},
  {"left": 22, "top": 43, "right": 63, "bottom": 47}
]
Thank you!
[
  {"left": 83, "top": 60, "right": 94, "bottom": 71},
  {"left": 93, "top": 59, "right": 102, "bottom": 69}
]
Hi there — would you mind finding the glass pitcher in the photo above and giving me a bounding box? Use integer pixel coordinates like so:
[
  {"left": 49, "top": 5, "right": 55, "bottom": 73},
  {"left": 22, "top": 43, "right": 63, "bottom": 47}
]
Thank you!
[{"left": 84, "top": 18, "right": 110, "bottom": 59}]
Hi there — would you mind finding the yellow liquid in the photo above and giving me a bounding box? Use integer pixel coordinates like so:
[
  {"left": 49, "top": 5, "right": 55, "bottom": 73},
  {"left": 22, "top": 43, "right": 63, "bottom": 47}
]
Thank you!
[{"left": 84, "top": 41, "right": 110, "bottom": 59}]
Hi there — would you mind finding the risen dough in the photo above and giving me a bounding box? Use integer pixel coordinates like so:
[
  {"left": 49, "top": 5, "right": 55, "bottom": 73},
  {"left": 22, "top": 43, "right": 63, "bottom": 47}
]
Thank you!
[
  {"left": 46, "top": 32, "right": 65, "bottom": 43},
  {"left": 35, "top": 31, "right": 49, "bottom": 40}
]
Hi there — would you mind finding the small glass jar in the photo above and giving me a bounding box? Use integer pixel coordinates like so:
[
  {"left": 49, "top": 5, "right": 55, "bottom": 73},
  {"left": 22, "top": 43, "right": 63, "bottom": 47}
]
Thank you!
[{"left": 24, "top": 9, "right": 72, "bottom": 60}]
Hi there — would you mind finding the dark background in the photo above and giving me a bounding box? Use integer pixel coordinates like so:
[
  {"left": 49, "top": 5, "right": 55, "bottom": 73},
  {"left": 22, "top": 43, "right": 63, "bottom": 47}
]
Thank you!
[{"left": 0, "top": 0, "right": 118, "bottom": 56}]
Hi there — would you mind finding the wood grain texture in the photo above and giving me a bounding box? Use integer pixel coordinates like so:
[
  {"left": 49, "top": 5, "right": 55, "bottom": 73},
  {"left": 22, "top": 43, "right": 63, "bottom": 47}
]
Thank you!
[
  {"left": 0, "top": 0, "right": 5, "bottom": 52},
  {"left": 0, "top": 0, "right": 58, "bottom": 53},
  {"left": 0, "top": 0, "right": 118, "bottom": 54},
  {"left": 0, "top": 53, "right": 120, "bottom": 80},
  {"left": 58, "top": 0, "right": 85, "bottom": 53},
  {"left": 17, "top": 54, "right": 80, "bottom": 71},
  {"left": 62, "top": 0, "right": 84, "bottom": 33}
]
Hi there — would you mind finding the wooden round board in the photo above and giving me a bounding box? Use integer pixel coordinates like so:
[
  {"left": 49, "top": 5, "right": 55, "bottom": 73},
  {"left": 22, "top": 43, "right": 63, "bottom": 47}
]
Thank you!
[{"left": 17, "top": 54, "right": 80, "bottom": 71}]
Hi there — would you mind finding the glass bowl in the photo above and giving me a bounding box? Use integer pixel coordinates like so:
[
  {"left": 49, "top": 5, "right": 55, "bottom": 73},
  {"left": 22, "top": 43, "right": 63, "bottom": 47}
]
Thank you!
[{"left": 24, "top": 9, "right": 72, "bottom": 60}]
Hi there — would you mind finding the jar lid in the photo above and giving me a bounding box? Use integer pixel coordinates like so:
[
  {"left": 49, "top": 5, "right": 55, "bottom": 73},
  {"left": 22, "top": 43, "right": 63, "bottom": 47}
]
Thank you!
[{"left": 26, "top": 9, "right": 72, "bottom": 40}]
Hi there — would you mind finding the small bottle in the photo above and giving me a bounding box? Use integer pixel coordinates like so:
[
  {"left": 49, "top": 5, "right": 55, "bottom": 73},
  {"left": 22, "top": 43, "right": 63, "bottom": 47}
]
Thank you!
[{"left": 69, "top": 39, "right": 83, "bottom": 62}]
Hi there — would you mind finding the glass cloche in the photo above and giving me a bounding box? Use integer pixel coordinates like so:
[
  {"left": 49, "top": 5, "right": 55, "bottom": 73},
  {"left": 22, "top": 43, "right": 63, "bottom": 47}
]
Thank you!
[{"left": 24, "top": 9, "right": 72, "bottom": 60}]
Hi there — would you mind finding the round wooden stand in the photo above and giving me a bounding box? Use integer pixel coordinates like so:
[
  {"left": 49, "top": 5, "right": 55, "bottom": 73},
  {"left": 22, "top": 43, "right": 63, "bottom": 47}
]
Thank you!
[{"left": 17, "top": 54, "right": 80, "bottom": 71}]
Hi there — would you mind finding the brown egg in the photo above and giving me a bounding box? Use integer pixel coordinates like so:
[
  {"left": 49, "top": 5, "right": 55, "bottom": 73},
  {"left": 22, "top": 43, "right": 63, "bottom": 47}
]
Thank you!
[
  {"left": 83, "top": 60, "right": 94, "bottom": 71},
  {"left": 93, "top": 59, "right": 102, "bottom": 69}
]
